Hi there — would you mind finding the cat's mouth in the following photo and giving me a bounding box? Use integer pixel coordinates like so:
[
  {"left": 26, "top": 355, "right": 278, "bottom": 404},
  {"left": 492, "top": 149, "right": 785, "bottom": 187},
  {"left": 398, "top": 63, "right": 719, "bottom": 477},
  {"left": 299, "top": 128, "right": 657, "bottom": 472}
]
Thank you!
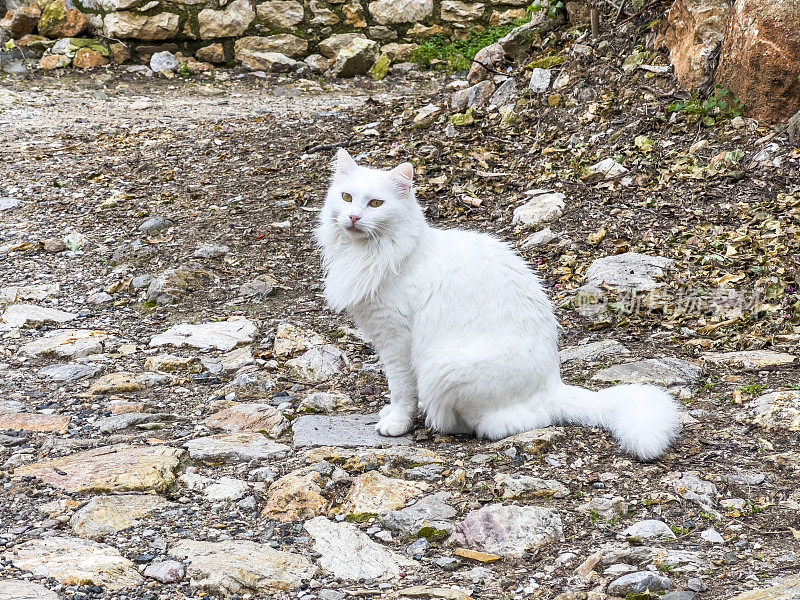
[{"left": 345, "top": 224, "right": 366, "bottom": 234}]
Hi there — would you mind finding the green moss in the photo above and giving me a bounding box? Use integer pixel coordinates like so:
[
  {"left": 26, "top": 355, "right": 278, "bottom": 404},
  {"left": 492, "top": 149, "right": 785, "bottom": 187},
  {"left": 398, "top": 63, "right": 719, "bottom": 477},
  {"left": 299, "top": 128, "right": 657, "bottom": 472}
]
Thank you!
[
  {"left": 526, "top": 54, "right": 565, "bottom": 69},
  {"left": 416, "top": 526, "right": 450, "bottom": 542},
  {"left": 369, "top": 53, "right": 390, "bottom": 80},
  {"left": 345, "top": 512, "right": 378, "bottom": 523},
  {"left": 38, "top": 1, "right": 68, "bottom": 37},
  {"left": 450, "top": 108, "right": 477, "bottom": 127}
]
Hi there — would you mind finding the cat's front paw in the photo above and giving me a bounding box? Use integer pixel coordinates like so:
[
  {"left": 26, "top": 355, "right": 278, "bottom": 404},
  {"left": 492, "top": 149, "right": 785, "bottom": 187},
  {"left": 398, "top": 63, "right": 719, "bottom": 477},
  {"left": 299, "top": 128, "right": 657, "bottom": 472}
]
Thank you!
[{"left": 375, "top": 410, "right": 413, "bottom": 437}]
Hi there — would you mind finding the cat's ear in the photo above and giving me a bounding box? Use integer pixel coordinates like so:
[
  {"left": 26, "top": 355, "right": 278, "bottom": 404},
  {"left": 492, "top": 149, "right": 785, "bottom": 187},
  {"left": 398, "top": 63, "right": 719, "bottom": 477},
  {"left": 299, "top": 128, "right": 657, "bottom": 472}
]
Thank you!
[
  {"left": 389, "top": 162, "right": 414, "bottom": 192},
  {"left": 333, "top": 148, "right": 357, "bottom": 177}
]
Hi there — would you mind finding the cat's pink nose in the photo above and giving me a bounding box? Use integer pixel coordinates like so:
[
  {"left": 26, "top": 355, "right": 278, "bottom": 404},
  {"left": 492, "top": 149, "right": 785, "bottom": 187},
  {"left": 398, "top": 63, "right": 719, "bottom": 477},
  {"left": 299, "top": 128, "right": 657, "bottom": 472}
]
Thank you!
[{"left": 349, "top": 214, "right": 361, "bottom": 226}]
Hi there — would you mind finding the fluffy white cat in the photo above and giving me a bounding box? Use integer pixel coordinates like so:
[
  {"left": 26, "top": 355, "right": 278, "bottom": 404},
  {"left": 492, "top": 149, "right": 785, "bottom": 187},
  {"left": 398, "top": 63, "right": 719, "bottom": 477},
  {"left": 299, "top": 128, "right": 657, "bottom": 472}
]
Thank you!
[{"left": 315, "top": 148, "right": 680, "bottom": 460}]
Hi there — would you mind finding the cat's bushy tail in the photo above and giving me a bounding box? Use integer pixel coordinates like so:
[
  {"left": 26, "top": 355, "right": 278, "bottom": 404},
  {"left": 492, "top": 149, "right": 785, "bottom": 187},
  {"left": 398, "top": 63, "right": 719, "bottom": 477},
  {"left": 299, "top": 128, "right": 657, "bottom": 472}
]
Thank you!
[{"left": 551, "top": 383, "right": 680, "bottom": 461}]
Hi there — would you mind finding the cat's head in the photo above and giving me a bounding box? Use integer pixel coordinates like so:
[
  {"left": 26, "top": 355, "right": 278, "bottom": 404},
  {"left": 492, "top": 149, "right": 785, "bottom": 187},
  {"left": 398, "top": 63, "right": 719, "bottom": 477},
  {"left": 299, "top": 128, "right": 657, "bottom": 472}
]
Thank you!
[{"left": 319, "top": 148, "right": 422, "bottom": 243}]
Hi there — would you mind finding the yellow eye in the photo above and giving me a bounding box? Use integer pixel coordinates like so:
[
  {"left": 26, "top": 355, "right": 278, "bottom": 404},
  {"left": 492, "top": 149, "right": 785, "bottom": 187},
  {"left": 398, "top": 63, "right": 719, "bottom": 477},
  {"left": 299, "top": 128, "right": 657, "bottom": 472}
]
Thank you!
[
  {"left": 342, "top": 193, "right": 353, "bottom": 203},
  {"left": 368, "top": 199, "right": 384, "bottom": 208}
]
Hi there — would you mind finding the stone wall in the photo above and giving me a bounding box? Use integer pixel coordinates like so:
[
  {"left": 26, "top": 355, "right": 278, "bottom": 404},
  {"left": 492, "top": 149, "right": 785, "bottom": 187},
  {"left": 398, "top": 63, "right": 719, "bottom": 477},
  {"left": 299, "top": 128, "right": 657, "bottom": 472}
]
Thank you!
[{"left": 74, "top": 0, "right": 532, "bottom": 67}]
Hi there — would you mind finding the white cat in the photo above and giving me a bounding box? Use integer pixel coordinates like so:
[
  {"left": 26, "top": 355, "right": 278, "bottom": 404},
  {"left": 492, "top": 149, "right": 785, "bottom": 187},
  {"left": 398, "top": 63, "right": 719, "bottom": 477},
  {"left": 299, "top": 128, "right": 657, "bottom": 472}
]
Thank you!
[{"left": 315, "top": 149, "right": 680, "bottom": 460}]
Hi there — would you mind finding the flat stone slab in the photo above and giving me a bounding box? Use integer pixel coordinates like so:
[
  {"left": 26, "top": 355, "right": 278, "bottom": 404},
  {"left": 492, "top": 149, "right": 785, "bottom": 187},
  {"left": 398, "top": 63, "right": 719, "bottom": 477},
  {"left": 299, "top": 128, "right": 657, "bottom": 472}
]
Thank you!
[
  {"left": 702, "top": 350, "right": 797, "bottom": 369},
  {"left": 14, "top": 444, "right": 185, "bottom": 493},
  {"left": 0, "top": 412, "right": 70, "bottom": 434},
  {"left": 1, "top": 304, "right": 77, "bottom": 328},
  {"left": 4, "top": 537, "right": 143, "bottom": 590},
  {"left": 0, "top": 580, "right": 58, "bottom": 600},
  {"left": 71, "top": 494, "right": 174, "bottom": 539},
  {"left": 0, "top": 197, "right": 20, "bottom": 211},
  {"left": 592, "top": 357, "right": 702, "bottom": 398},
  {"left": 582, "top": 252, "right": 673, "bottom": 292},
  {"left": 750, "top": 390, "right": 800, "bottom": 431},
  {"left": 185, "top": 433, "right": 289, "bottom": 462},
  {"left": 304, "top": 516, "right": 415, "bottom": 580},
  {"left": 291, "top": 413, "right": 412, "bottom": 448},
  {"left": 168, "top": 539, "right": 316, "bottom": 595},
  {"left": 149, "top": 317, "right": 256, "bottom": 351},
  {"left": 18, "top": 329, "right": 108, "bottom": 359},
  {"left": 39, "top": 363, "right": 102, "bottom": 381},
  {"left": 559, "top": 340, "right": 630, "bottom": 364}
]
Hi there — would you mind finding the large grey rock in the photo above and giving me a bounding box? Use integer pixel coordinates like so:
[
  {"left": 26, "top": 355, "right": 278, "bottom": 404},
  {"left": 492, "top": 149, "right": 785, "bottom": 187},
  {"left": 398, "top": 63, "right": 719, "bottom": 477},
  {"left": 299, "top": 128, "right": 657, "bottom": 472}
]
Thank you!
[
  {"left": 318, "top": 33, "right": 367, "bottom": 59},
  {"left": 749, "top": 390, "right": 800, "bottom": 431},
  {"left": 621, "top": 520, "right": 677, "bottom": 543},
  {"left": 730, "top": 574, "right": 800, "bottom": 599},
  {"left": 493, "top": 473, "right": 569, "bottom": 499},
  {"left": 0, "top": 580, "right": 59, "bottom": 600},
  {"left": 292, "top": 413, "right": 412, "bottom": 448},
  {"left": 512, "top": 191, "right": 565, "bottom": 226},
  {"left": 583, "top": 252, "right": 673, "bottom": 292},
  {"left": 450, "top": 504, "right": 563, "bottom": 557},
  {"left": 256, "top": 0, "right": 304, "bottom": 28},
  {"left": 240, "top": 51, "right": 298, "bottom": 72},
  {"left": 559, "top": 340, "right": 630, "bottom": 364},
  {"left": 608, "top": 571, "right": 673, "bottom": 596},
  {"left": 234, "top": 34, "right": 308, "bottom": 59},
  {"left": 328, "top": 38, "right": 380, "bottom": 77},
  {"left": 304, "top": 517, "right": 416, "bottom": 580},
  {"left": 18, "top": 329, "right": 108, "bottom": 359},
  {"left": 168, "top": 539, "right": 316, "bottom": 595},
  {"left": 529, "top": 68, "right": 552, "bottom": 92},
  {"left": 185, "top": 433, "right": 289, "bottom": 462},
  {"left": 70, "top": 495, "right": 173, "bottom": 539},
  {"left": 146, "top": 265, "right": 213, "bottom": 305},
  {"left": 3, "top": 537, "right": 143, "bottom": 590},
  {"left": 39, "top": 362, "right": 99, "bottom": 382},
  {"left": 150, "top": 51, "right": 178, "bottom": 73},
  {"left": 592, "top": 357, "right": 702, "bottom": 398},
  {"left": 1, "top": 304, "right": 77, "bottom": 329},
  {"left": 381, "top": 492, "right": 457, "bottom": 536},
  {"left": 103, "top": 12, "right": 179, "bottom": 40},
  {"left": 198, "top": 0, "right": 255, "bottom": 39},
  {"left": 703, "top": 350, "right": 797, "bottom": 369},
  {"left": 368, "top": 0, "right": 433, "bottom": 24},
  {"left": 489, "top": 78, "right": 518, "bottom": 108},
  {"left": 150, "top": 317, "right": 256, "bottom": 352},
  {"left": 667, "top": 471, "right": 718, "bottom": 512},
  {"left": 0, "top": 197, "right": 20, "bottom": 211},
  {"left": 143, "top": 560, "right": 185, "bottom": 584},
  {"left": 285, "top": 344, "right": 347, "bottom": 382}
]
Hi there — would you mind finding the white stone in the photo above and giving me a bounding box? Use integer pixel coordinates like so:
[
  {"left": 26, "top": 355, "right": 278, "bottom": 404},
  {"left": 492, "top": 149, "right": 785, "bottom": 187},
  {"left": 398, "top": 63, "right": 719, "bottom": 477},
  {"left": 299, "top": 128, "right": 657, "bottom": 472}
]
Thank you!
[
  {"left": 18, "top": 329, "right": 108, "bottom": 359},
  {"left": 304, "top": 517, "right": 416, "bottom": 580},
  {"left": 621, "top": 519, "right": 676, "bottom": 542},
  {"left": 368, "top": 0, "right": 433, "bottom": 24},
  {"left": 169, "top": 539, "right": 316, "bottom": 595},
  {"left": 494, "top": 473, "right": 569, "bottom": 499},
  {"left": 204, "top": 477, "right": 249, "bottom": 501},
  {"left": 0, "top": 580, "right": 59, "bottom": 600},
  {"left": 583, "top": 252, "right": 674, "bottom": 292},
  {"left": 185, "top": 433, "right": 289, "bottom": 462},
  {"left": 560, "top": 340, "right": 630, "bottom": 364},
  {"left": 198, "top": 0, "right": 255, "bottom": 40},
  {"left": 149, "top": 317, "right": 256, "bottom": 352},
  {"left": 749, "top": 390, "right": 800, "bottom": 431},
  {"left": 700, "top": 528, "right": 724, "bottom": 544},
  {"left": 150, "top": 50, "right": 178, "bottom": 73},
  {"left": 441, "top": 0, "right": 485, "bottom": 21},
  {"left": 529, "top": 68, "right": 551, "bottom": 92},
  {"left": 592, "top": 357, "right": 702, "bottom": 398},
  {"left": 256, "top": 0, "right": 304, "bottom": 28},
  {"left": 4, "top": 537, "right": 143, "bottom": 590},
  {"left": 285, "top": 344, "right": 348, "bottom": 382},
  {"left": 70, "top": 494, "right": 173, "bottom": 539},
  {"left": 1, "top": 304, "right": 77, "bottom": 328},
  {"left": 512, "top": 191, "right": 565, "bottom": 226}
]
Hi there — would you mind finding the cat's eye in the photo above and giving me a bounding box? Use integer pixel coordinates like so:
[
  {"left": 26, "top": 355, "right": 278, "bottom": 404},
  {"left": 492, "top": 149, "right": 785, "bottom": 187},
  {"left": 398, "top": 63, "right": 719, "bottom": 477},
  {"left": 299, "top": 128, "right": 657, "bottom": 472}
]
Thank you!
[
  {"left": 342, "top": 193, "right": 353, "bottom": 203},
  {"left": 368, "top": 199, "right": 384, "bottom": 208}
]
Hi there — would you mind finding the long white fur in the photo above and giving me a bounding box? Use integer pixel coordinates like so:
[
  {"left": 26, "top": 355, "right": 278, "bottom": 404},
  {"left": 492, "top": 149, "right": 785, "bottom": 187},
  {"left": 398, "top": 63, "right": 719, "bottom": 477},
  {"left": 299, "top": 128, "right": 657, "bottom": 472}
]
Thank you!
[{"left": 315, "top": 149, "right": 680, "bottom": 460}]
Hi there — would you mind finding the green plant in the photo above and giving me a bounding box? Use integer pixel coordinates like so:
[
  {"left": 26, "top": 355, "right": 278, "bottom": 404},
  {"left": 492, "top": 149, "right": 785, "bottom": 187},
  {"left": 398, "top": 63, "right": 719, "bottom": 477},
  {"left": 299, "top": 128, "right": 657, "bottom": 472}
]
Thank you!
[
  {"left": 589, "top": 509, "right": 601, "bottom": 524},
  {"left": 700, "top": 511, "right": 719, "bottom": 523},
  {"left": 178, "top": 62, "right": 191, "bottom": 77},
  {"left": 668, "top": 86, "right": 745, "bottom": 126},
  {"left": 529, "top": 0, "right": 565, "bottom": 19},
  {"left": 741, "top": 383, "right": 766, "bottom": 395},
  {"left": 671, "top": 525, "right": 690, "bottom": 536},
  {"left": 412, "top": 23, "right": 525, "bottom": 71}
]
